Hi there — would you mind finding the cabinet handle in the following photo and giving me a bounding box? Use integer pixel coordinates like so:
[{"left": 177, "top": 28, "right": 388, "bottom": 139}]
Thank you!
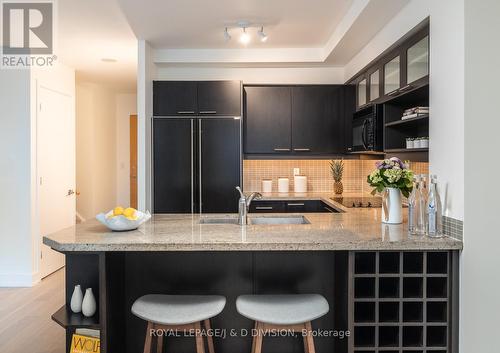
[
  {"left": 177, "top": 111, "right": 195, "bottom": 114},
  {"left": 199, "top": 110, "right": 217, "bottom": 114},
  {"left": 287, "top": 203, "right": 305, "bottom": 206},
  {"left": 387, "top": 89, "right": 400, "bottom": 96},
  {"left": 255, "top": 206, "right": 273, "bottom": 210},
  {"left": 274, "top": 148, "right": 291, "bottom": 152},
  {"left": 293, "top": 148, "right": 311, "bottom": 152},
  {"left": 399, "top": 84, "right": 412, "bottom": 92}
]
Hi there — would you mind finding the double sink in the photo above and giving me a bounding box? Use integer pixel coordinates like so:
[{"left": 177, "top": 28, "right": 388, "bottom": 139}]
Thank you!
[{"left": 199, "top": 215, "right": 310, "bottom": 225}]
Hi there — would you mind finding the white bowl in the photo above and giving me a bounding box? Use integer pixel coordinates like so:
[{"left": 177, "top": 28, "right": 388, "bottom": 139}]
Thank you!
[{"left": 96, "top": 210, "right": 151, "bottom": 231}]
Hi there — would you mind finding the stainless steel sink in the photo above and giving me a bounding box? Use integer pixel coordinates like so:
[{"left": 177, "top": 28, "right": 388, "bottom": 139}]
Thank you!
[
  {"left": 250, "top": 216, "right": 310, "bottom": 225},
  {"left": 199, "top": 217, "right": 239, "bottom": 225}
]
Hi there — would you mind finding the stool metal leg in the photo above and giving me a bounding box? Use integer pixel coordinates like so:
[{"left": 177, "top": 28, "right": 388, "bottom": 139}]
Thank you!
[
  {"left": 144, "top": 322, "right": 154, "bottom": 353},
  {"left": 203, "top": 319, "right": 215, "bottom": 353},
  {"left": 195, "top": 321, "right": 206, "bottom": 353}
]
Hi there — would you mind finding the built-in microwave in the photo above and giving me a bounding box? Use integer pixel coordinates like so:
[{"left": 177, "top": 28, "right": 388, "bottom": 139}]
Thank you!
[{"left": 348, "top": 105, "right": 383, "bottom": 153}]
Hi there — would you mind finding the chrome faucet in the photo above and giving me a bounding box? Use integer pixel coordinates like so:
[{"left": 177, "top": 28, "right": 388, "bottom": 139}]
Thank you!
[{"left": 236, "top": 186, "right": 262, "bottom": 225}]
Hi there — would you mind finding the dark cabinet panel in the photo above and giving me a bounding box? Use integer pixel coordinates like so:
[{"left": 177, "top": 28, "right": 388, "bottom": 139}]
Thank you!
[
  {"left": 200, "top": 118, "right": 241, "bottom": 213},
  {"left": 197, "top": 81, "right": 241, "bottom": 116},
  {"left": 153, "top": 119, "right": 193, "bottom": 213},
  {"left": 291, "top": 86, "right": 344, "bottom": 154},
  {"left": 244, "top": 86, "right": 292, "bottom": 154},
  {"left": 250, "top": 200, "right": 338, "bottom": 213},
  {"left": 153, "top": 81, "right": 197, "bottom": 116}
]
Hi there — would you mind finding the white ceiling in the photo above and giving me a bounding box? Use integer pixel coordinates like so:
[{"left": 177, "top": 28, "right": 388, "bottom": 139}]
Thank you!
[
  {"left": 57, "top": 0, "right": 137, "bottom": 90},
  {"left": 117, "top": 0, "right": 354, "bottom": 49},
  {"left": 52, "top": 0, "right": 410, "bottom": 88}
]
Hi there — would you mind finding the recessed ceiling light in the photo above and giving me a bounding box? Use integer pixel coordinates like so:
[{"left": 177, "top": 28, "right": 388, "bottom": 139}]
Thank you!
[
  {"left": 101, "top": 58, "right": 117, "bottom": 63},
  {"left": 258, "top": 27, "right": 268, "bottom": 42},
  {"left": 239, "top": 27, "right": 250, "bottom": 45}
]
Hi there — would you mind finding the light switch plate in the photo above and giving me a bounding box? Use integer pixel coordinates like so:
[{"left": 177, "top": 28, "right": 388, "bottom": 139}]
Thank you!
[{"left": 293, "top": 168, "right": 300, "bottom": 176}]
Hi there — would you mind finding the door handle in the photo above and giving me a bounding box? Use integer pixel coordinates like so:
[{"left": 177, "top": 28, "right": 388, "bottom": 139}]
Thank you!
[
  {"left": 293, "top": 148, "right": 310, "bottom": 152},
  {"left": 199, "top": 111, "right": 217, "bottom": 114},
  {"left": 274, "top": 148, "right": 291, "bottom": 152},
  {"left": 361, "top": 119, "right": 369, "bottom": 150},
  {"left": 177, "top": 111, "right": 195, "bottom": 114},
  {"left": 255, "top": 206, "right": 273, "bottom": 210},
  {"left": 287, "top": 203, "right": 305, "bottom": 206}
]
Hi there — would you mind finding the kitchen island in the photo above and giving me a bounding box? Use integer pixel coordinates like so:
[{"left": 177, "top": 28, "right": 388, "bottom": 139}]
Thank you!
[{"left": 44, "top": 205, "right": 462, "bottom": 353}]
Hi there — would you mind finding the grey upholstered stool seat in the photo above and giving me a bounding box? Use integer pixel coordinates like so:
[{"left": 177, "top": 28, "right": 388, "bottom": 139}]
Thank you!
[
  {"left": 132, "top": 294, "right": 226, "bottom": 353},
  {"left": 132, "top": 294, "right": 226, "bottom": 325},
  {"left": 236, "top": 294, "right": 329, "bottom": 325},
  {"left": 236, "top": 294, "right": 329, "bottom": 353}
]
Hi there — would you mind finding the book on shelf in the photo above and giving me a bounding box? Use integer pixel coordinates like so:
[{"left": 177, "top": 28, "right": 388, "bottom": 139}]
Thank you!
[
  {"left": 70, "top": 330, "right": 100, "bottom": 353},
  {"left": 401, "top": 113, "right": 428, "bottom": 120}
]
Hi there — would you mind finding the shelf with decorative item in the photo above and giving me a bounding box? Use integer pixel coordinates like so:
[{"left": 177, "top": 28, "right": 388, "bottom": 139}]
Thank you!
[{"left": 51, "top": 305, "right": 100, "bottom": 329}]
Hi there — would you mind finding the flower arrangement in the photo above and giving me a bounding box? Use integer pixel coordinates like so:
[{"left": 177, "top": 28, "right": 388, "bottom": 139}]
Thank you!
[{"left": 367, "top": 157, "right": 414, "bottom": 197}]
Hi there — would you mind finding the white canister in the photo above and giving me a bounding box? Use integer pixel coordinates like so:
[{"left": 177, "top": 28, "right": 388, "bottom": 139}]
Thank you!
[
  {"left": 277, "top": 177, "right": 289, "bottom": 193},
  {"left": 420, "top": 138, "right": 429, "bottom": 148},
  {"left": 261, "top": 179, "right": 272, "bottom": 193},
  {"left": 413, "top": 138, "right": 422, "bottom": 148},
  {"left": 406, "top": 138, "right": 414, "bottom": 149},
  {"left": 294, "top": 175, "right": 307, "bottom": 193}
]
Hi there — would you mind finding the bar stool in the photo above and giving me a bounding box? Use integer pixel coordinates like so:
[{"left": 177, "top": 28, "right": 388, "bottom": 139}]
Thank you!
[
  {"left": 236, "top": 294, "right": 329, "bottom": 353},
  {"left": 132, "top": 294, "right": 226, "bottom": 353}
]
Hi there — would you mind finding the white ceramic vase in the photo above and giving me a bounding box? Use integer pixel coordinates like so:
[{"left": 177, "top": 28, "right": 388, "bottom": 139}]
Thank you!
[
  {"left": 70, "top": 285, "right": 83, "bottom": 313},
  {"left": 82, "top": 288, "right": 97, "bottom": 317},
  {"left": 382, "top": 187, "right": 403, "bottom": 224}
]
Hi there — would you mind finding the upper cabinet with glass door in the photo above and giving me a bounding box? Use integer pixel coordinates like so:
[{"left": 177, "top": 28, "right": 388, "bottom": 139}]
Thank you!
[
  {"left": 406, "top": 35, "right": 429, "bottom": 85},
  {"left": 357, "top": 77, "right": 367, "bottom": 109}
]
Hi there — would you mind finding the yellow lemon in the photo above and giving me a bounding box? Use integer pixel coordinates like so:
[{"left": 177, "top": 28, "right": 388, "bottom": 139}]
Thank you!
[
  {"left": 113, "top": 206, "right": 124, "bottom": 216},
  {"left": 123, "top": 207, "right": 137, "bottom": 220}
]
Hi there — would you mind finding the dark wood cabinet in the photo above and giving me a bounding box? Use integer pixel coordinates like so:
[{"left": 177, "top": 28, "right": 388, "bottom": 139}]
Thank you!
[
  {"left": 292, "top": 86, "right": 344, "bottom": 154},
  {"left": 153, "top": 81, "right": 197, "bottom": 116},
  {"left": 244, "top": 86, "right": 292, "bottom": 154},
  {"left": 153, "top": 80, "right": 241, "bottom": 116},
  {"left": 244, "top": 85, "right": 351, "bottom": 156},
  {"left": 349, "top": 20, "right": 429, "bottom": 110},
  {"left": 249, "top": 200, "right": 338, "bottom": 213},
  {"left": 197, "top": 81, "right": 241, "bottom": 116}
]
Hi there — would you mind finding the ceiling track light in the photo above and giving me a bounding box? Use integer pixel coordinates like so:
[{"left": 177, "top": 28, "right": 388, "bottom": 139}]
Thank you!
[
  {"left": 223, "top": 22, "right": 268, "bottom": 44},
  {"left": 223, "top": 27, "right": 231, "bottom": 42},
  {"left": 257, "top": 26, "right": 268, "bottom": 42},
  {"left": 239, "top": 27, "right": 251, "bottom": 45}
]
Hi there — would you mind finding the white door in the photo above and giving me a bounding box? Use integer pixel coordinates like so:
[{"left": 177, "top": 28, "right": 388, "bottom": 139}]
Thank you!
[{"left": 38, "top": 85, "right": 75, "bottom": 278}]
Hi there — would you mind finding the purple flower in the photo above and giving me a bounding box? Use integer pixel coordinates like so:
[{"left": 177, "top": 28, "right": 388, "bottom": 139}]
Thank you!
[{"left": 389, "top": 157, "right": 405, "bottom": 169}]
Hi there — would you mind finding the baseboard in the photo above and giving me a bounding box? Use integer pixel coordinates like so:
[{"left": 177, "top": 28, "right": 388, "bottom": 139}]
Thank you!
[{"left": 0, "top": 271, "right": 40, "bottom": 287}]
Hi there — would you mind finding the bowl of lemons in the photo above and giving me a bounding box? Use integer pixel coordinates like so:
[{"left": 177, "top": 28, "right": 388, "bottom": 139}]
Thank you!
[{"left": 96, "top": 206, "right": 151, "bottom": 231}]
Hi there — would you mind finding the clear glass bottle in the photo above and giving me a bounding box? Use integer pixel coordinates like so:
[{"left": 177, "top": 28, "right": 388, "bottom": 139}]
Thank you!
[
  {"left": 427, "top": 175, "right": 443, "bottom": 237},
  {"left": 415, "top": 176, "right": 426, "bottom": 235},
  {"left": 407, "top": 176, "right": 418, "bottom": 235}
]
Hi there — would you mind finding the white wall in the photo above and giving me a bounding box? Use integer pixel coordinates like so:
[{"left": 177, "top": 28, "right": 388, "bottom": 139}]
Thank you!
[
  {"left": 462, "top": 0, "right": 500, "bottom": 351},
  {"left": 0, "top": 70, "right": 33, "bottom": 286},
  {"left": 156, "top": 66, "right": 345, "bottom": 84},
  {"left": 137, "top": 40, "right": 156, "bottom": 212},
  {"left": 0, "top": 64, "right": 75, "bottom": 287},
  {"left": 116, "top": 94, "right": 137, "bottom": 207},
  {"left": 344, "top": 0, "right": 464, "bottom": 221},
  {"left": 76, "top": 82, "right": 118, "bottom": 220}
]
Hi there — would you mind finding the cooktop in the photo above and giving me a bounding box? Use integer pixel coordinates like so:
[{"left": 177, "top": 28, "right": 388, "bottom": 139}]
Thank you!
[{"left": 330, "top": 196, "right": 382, "bottom": 208}]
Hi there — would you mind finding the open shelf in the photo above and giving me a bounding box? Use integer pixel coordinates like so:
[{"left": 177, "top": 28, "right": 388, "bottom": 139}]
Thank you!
[
  {"left": 385, "top": 114, "right": 429, "bottom": 127},
  {"left": 384, "top": 148, "right": 428, "bottom": 153},
  {"left": 51, "top": 305, "right": 100, "bottom": 329},
  {"left": 352, "top": 251, "right": 453, "bottom": 352}
]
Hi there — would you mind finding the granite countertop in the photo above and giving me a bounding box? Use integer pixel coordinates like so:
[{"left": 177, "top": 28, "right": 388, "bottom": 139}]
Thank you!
[{"left": 43, "top": 193, "right": 463, "bottom": 252}]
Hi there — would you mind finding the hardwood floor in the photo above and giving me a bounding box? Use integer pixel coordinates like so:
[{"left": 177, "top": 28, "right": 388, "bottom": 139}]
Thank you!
[{"left": 0, "top": 269, "right": 65, "bottom": 353}]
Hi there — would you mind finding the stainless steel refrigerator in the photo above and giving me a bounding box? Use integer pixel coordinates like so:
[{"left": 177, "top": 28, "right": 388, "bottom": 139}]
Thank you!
[{"left": 152, "top": 117, "right": 241, "bottom": 213}]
